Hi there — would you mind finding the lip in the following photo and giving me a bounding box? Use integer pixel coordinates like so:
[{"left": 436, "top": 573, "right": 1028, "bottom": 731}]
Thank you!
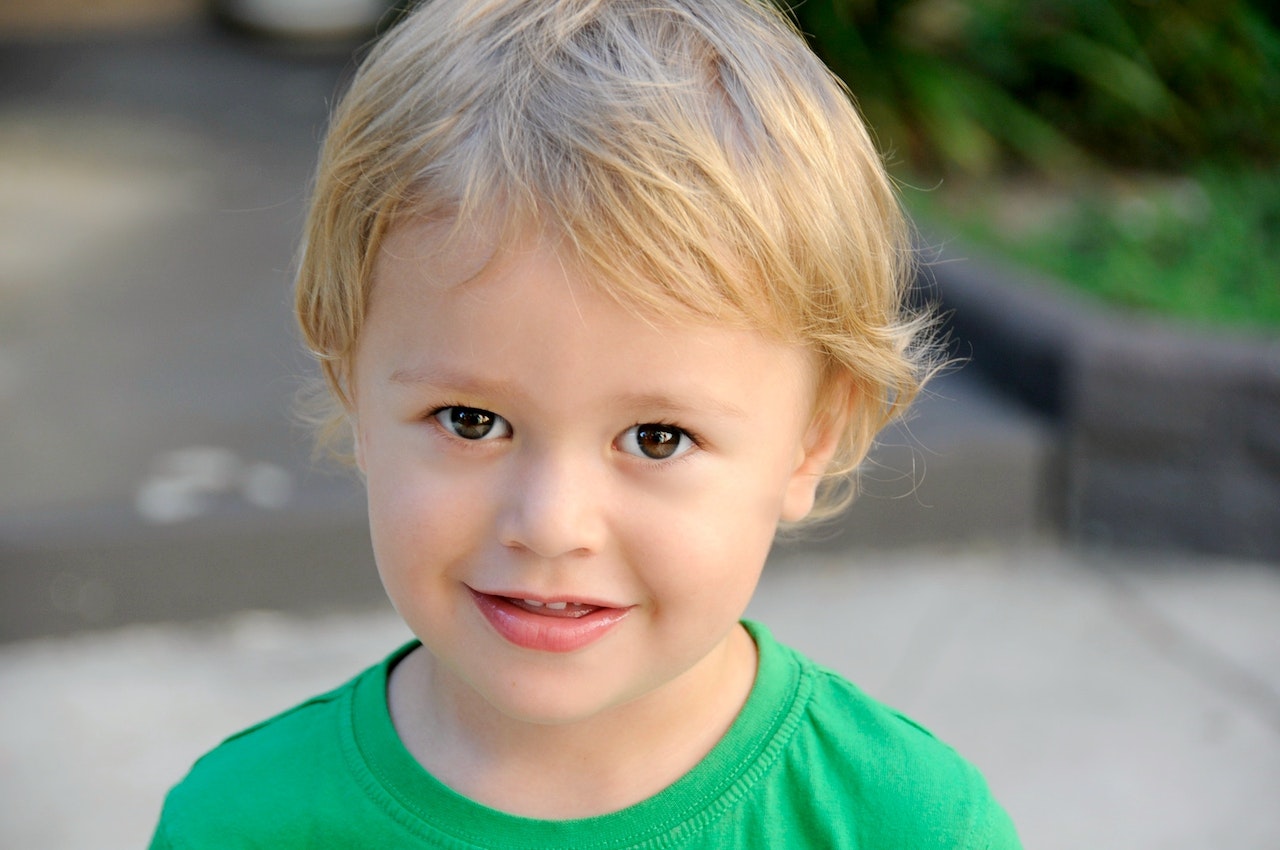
[{"left": 469, "top": 588, "right": 632, "bottom": 653}]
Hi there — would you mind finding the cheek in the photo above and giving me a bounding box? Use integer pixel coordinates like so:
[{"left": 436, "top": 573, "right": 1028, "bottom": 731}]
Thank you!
[
  {"left": 627, "top": 485, "right": 775, "bottom": 608},
  {"left": 365, "top": 459, "right": 486, "bottom": 569},
  {"left": 676, "top": 456, "right": 795, "bottom": 592}
]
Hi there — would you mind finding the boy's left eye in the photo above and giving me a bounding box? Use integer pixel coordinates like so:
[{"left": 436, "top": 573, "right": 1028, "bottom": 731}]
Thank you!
[{"left": 617, "top": 424, "right": 695, "bottom": 461}]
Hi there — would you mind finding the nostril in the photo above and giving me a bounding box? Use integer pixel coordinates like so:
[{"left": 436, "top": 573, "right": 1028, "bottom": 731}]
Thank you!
[{"left": 496, "top": 461, "right": 605, "bottom": 558}]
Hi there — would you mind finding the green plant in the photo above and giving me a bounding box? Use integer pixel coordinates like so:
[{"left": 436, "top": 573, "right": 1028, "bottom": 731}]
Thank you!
[
  {"left": 906, "top": 169, "right": 1280, "bottom": 330},
  {"left": 782, "top": 0, "right": 1280, "bottom": 175}
]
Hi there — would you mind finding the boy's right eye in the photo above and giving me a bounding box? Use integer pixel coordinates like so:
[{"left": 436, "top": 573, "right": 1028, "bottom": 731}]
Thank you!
[{"left": 433, "top": 406, "right": 512, "bottom": 441}]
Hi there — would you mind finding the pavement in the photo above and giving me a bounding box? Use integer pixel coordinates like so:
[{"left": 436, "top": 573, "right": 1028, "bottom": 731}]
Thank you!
[
  {"left": 1, "top": 16, "right": 1278, "bottom": 850},
  {"left": 3, "top": 547, "right": 1279, "bottom": 849}
]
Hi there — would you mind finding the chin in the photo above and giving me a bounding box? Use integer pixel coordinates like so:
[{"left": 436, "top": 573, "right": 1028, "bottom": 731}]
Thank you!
[{"left": 474, "top": 669, "right": 647, "bottom": 729}]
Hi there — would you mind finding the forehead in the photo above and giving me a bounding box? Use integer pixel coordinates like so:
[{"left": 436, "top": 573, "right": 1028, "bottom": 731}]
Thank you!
[
  {"left": 370, "top": 214, "right": 792, "bottom": 339},
  {"left": 360, "top": 218, "right": 819, "bottom": 401},
  {"left": 373, "top": 216, "right": 504, "bottom": 296},
  {"left": 369, "top": 217, "right": 713, "bottom": 344}
]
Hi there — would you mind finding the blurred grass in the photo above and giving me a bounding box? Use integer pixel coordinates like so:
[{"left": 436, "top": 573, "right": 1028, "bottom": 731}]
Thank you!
[
  {"left": 779, "top": 0, "right": 1280, "bottom": 328},
  {"left": 784, "top": 0, "right": 1280, "bottom": 173},
  {"left": 905, "top": 170, "right": 1280, "bottom": 331}
]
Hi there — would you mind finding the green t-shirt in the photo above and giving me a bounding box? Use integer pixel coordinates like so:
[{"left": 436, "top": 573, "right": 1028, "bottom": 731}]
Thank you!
[{"left": 151, "top": 621, "right": 1020, "bottom": 848}]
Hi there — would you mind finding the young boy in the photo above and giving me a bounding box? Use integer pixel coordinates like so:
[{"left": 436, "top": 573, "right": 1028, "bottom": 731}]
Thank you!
[{"left": 152, "top": 0, "right": 1021, "bottom": 846}]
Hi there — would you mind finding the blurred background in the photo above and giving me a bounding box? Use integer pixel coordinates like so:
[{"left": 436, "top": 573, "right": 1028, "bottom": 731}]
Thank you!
[{"left": 1, "top": 1, "right": 1277, "bottom": 848}]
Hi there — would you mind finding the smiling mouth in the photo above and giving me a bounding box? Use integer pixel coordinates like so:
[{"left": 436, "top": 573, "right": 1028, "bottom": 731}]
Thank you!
[
  {"left": 469, "top": 589, "right": 632, "bottom": 652},
  {"left": 504, "top": 597, "right": 601, "bottom": 618}
]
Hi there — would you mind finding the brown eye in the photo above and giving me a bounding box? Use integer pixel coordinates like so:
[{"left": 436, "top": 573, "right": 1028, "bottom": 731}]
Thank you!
[
  {"left": 435, "top": 406, "right": 511, "bottom": 440},
  {"left": 620, "top": 423, "right": 693, "bottom": 460}
]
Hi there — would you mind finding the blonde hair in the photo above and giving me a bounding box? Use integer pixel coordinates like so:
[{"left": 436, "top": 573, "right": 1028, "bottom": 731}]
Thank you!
[{"left": 296, "top": 0, "right": 934, "bottom": 522}]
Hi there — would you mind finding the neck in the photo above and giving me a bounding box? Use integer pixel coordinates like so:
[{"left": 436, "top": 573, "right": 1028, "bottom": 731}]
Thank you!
[{"left": 388, "top": 625, "right": 757, "bottom": 819}]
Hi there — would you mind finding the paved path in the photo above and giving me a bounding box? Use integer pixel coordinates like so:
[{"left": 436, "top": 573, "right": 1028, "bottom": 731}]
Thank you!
[{"left": 3, "top": 544, "right": 1279, "bottom": 850}]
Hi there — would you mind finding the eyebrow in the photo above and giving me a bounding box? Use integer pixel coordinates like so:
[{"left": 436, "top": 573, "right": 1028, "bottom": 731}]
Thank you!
[
  {"left": 388, "top": 366, "right": 748, "bottom": 420},
  {"left": 387, "top": 365, "right": 522, "bottom": 397},
  {"left": 390, "top": 365, "right": 457, "bottom": 385},
  {"left": 610, "top": 391, "right": 748, "bottom": 420}
]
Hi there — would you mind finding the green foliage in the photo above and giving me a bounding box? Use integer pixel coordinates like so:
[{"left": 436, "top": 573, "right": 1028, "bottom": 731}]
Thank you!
[
  {"left": 907, "top": 170, "right": 1280, "bottom": 330},
  {"left": 784, "top": 0, "right": 1280, "bottom": 327},
  {"left": 782, "top": 0, "right": 1280, "bottom": 174}
]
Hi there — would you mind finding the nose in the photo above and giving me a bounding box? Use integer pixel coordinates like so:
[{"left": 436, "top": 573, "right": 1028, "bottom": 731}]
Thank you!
[{"left": 497, "top": 447, "right": 606, "bottom": 559}]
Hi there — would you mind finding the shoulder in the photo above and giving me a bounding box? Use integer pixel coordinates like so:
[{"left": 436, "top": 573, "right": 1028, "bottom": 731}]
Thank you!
[
  {"left": 801, "top": 658, "right": 973, "bottom": 784},
  {"left": 753, "top": 629, "right": 1021, "bottom": 849},
  {"left": 151, "top": 645, "right": 412, "bottom": 849},
  {"left": 182, "top": 679, "right": 352, "bottom": 785},
  {"left": 153, "top": 683, "right": 356, "bottom": 848}
]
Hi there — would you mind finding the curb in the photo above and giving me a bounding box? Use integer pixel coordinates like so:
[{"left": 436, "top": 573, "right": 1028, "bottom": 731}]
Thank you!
[
  {"left": 0, "top": 493, "right": 385, "bottom": 644},
  {"left": 927, "top": 240, "right": 1280, "bottom": 562}
]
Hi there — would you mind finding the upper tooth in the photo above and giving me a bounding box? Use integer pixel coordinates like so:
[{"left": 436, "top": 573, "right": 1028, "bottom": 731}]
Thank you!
[
  {"left": 545, "top": 601, "right": 568, "bottom": 610},
  {"left": 523, "top": 599, "right": 544, "bottom": 607}
]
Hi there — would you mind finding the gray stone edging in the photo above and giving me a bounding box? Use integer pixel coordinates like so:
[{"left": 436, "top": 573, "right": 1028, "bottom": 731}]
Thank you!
[{"left": 925, "top": 241, "right": 1280, "bottom": 562}]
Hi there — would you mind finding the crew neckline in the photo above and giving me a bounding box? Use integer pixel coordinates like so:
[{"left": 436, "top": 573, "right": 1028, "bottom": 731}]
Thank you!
[{"left": 345, "top": 620, "right": 808, "bottom": 848}]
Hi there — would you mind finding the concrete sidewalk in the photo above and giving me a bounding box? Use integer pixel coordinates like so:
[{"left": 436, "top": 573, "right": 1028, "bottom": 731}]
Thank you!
[{"left": 2, "top": 544, "right": 1278, "bottom": 849}]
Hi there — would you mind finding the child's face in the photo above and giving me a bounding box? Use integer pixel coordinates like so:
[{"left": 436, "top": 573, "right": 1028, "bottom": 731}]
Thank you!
[{"left": 352, "top": 220, "right": 838, "bottom": 727}]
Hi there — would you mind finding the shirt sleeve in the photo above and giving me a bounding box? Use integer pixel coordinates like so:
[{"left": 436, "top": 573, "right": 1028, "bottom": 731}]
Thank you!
[{"left": 970, "top": 789, "right": 1023, "bottom": 850}]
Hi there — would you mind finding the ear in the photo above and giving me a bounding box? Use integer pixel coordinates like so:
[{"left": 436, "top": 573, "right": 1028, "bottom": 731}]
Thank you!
[{"left": 780, "top": 383, "right": 855, "bottom": 522}]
